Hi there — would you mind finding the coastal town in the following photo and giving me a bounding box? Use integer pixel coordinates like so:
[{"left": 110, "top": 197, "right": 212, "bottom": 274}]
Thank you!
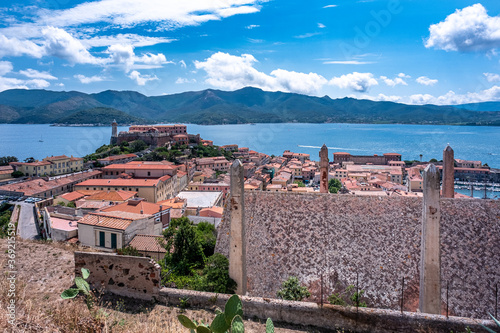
[{"left": 0, "top": 123, "right": 498, "bottom": 248}]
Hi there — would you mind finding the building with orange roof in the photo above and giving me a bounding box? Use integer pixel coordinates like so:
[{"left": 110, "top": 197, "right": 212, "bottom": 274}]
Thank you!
[
  {"left": 78, "top": 210, "right": 162, "bottom": 250},
  {"left": 0, "top": 165, "right": 13, "bottom": 181},
  {"left": 199, "top": 206, "right": 224, "bottom": 218},
  {"left": 0, "top": 170, "right": 102, "bottom": 198},
  {"left": 97, "top": 153, "right": 137, "bottom": 166},
  {"left": 195, "top": 156, "right": 230, "bottom": 172},
  {"left": 74, "top": 175, "right": 174, "bottom": 203},
  {"left": 128, "top": 234, "right": 167, "bottom": 261},
  {"left": 10, "top": 154, "right": 84, "bottom": 177},
  {"left": 100, "top": 199, "right": 171, "bottom": 228},
  {"left": 56, "top": 191, "right": 87, "bottom": 205},
  {"left": 84, "top": 190, "right": 137, "bottom": 202},
  {"left": 102, "top": 161, "right": 178, "bottom": 179},
  {"left": 333, "top": 152, "right": 401, "bottom": 165}
]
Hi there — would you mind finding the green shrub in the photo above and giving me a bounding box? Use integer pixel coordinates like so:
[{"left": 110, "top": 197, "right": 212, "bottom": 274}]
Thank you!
[
  {"left": 328, "top": 285, "right": 367, "bottom": 307},
  {"left": 117, "top": 246, "right": 142, "bottom": 257},
  {"left": 276, "top": 276, "right": 311, "bottom": 301},
  {"left": 200, "top": 253, "right": 236, "bottom": 294}
]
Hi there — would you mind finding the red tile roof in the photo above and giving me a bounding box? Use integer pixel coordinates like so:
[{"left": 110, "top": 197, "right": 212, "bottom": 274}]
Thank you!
[
  {"left": 100, "top": 200, "right": 170, "bottom": 215},
  {"left": 78, "top": 211, "right": 151, "bottom": 230},
  {"left": 84, "top": 190, "right": 137, "bottom": 201},
  {"left": 128, "top": 235, "right": 166, "bottom": 253},
  {"left": 76, "top": 178, "right": 161, "bottom": 187}
]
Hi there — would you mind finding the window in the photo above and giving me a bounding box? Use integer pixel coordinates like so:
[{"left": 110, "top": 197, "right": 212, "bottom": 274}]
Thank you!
[
  {"left": 111, "top": 233, "right": 117, "bottom": 249},
  {"left": 99, "top": 231, "right": 105, "bottom": 247}
]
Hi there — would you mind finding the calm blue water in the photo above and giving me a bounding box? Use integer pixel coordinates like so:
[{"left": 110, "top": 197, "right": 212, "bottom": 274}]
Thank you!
[{"left": 0, "top": 123, "right": 499, "bottom": 168}]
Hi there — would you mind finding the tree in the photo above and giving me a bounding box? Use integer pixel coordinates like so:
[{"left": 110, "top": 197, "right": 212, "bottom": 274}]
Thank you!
[
  {"left": 195, "top": 222, "right": 217, "bottom": 257},
  {"left": 200, "top": 253, "right": 237, "bottom": 294},
  {"left": 429, "top": 158, "right": 438, "bottom": 163},
  {"left": 0, "top": 156, "right": 18, "bottom": 166},
  {"left": 11, "top": 171, "right": 24, "bottom": 178},
  {"left": 24, "top": 157, "right": 36, "bottom": 163},
  {"left": 328, "top": 178, "right": 342, "bottom": 194},
  {"left": 294, "top": 180, "right": 305, "bottom": 187},
  {"left": 130, "top": 139, "right": 148, "bottom": 152},
  {"left": 163, "top": 217, "right": 204, "bottom": 275},
  {"left": 276, "top": 276, "right": 311, "bottom": 301}
]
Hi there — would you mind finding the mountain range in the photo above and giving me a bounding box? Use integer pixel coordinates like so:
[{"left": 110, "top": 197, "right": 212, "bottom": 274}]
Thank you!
[{"left": 0, "top": 87, "right": 499, "bottom": 126}]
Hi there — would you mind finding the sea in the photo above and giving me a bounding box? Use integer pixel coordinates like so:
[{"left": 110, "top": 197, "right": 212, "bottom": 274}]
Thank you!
[{"left": 0, "top": 123, "right": 498, "bottom": 198}]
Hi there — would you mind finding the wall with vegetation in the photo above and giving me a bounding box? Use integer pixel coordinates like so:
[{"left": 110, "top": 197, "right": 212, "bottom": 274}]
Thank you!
[{"left": 216, "top": 192, "right": 500, "bottom": 319}]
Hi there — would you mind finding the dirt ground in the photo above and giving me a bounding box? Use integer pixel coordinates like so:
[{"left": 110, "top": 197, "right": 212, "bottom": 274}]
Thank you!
[{"left": 0, "top": 238, "right": 330, "bottom": 333}]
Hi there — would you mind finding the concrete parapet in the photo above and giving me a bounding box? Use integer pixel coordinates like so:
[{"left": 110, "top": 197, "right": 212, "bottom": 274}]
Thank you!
[
  {"left": 158, "top": 288, "right": 496, "bottom": 333},
  {"left": 74, "top": 251, "right": 161, "bottom": 300}
]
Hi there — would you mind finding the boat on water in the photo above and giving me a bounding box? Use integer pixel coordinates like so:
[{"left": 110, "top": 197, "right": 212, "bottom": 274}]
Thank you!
[{"left": 38, "top": 135, "right": 44, "bottom": 142}]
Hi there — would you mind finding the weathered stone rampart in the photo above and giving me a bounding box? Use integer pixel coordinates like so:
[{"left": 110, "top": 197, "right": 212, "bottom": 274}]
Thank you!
[
  {"left": 215, "top": 192, "right": 500, "bottom": 319},
  {"left": 158, "top": 288, "right": 497, "bottom": 333},
  {"left": 74, "top": 251, "right": 161, "bottom": 300}
]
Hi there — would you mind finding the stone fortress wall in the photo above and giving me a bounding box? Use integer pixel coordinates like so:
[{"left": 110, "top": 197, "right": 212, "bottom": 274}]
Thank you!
[{"left": 216, "top": 191, "right": 500, "bottom": 319}]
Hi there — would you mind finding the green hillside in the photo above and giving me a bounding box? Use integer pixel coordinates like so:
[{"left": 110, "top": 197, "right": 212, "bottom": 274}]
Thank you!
[{"left": 0, "top": 87, "right": 499, "bottom": 126}]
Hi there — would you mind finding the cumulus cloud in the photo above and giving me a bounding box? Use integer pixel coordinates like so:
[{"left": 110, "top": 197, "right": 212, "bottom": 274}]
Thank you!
[
  {"left": 380, "top": 75, "right": 407, "bottom": 87},
  {"left": 74, "top": 74, "right": 106, "bottom": 84},
  {"left": 194, "top": 52, "right": 328, "bottom": 95},
  {"left": 37, "top": 0, "right": 262, "bottom": 31},
  {"left": 175, "top": 77, "right": 196, "bottom": 84},
  {"left": 106, "top": 43, "right": 169, "bottom": 72},
  {"left": 128, "top": 70, "right": 158, "bottom": 85},
  {"left": 42, "top": 26, "right": 105, "bottom": 65},
  {"left": 19, "top": 68, "right": 57, "bottom": 80},
  {"left": 398, "top": 73, "right": 411, "bottom": 78},
  {"left": 409, "top": 86, "right": 500, "bottom": 105},
  {"left": 416, "top": 76, "right": 438, "bottom": 86},
  {"left": 425, "top": 3, "right": 500, "bottom": 52},
  {"left": 329, "top": 72, "right": 378, "bottom": 92},
  {"left": 0, "top": 61, "right": 13, "bottom": 76},
  {"left": 362, "top": 93, "right": 402, "bottom": 102},
  {"left": 179, "top": 60, "right": 187, "bottom": 68},
  {"left": 484, "top": 72, "right": 500, "bottom": 82},
  {"left": 0, "top": 34, "right": 45, "bottom": 58}
]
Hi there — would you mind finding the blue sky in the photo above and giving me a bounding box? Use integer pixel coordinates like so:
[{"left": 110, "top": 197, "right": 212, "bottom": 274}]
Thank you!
[{"left": 1, "top": 0, "right": 500, "bottom": 105}]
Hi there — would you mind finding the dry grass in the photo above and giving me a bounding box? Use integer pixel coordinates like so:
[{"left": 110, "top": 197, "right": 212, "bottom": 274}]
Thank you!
[{"left": 0, "top": 238, "right": 316, "bottom": 333}]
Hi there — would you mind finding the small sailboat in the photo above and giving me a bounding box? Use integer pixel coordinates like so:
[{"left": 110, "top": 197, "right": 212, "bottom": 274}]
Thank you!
[{"left": 39, "top": 135, "right": 44, "bottom": 142}]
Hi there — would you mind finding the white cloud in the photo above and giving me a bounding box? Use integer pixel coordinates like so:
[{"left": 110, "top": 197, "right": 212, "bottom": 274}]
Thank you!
[
  {"left": 37, "top": 0, "right": 262, "bottom": 31},
  {"left": 484, "top": 72, "right": 500, "bottom": 82},
  {"left": 323, "top": 5, "right": 338, "bottom": 8},
  {"left": 175, "top": 77, "right": 196, "bottom": 84},
  {"left": 323, "top": 60, "right": 374, "bottom": 65},
  {"left": 0, "top": 34, "right": 45, "bottom": 58},
  {"left": 27, "top": 79, "right": 50, "bottom": 89},
  {"left": 416, "top": 76, "right": 438, "bottom": 86},
  {"left": 409, "top": 86, "right": 500, "bottom": 105},
  {"left": 42, "top": 26, "right": 105, "bottom": 65},
  {"left": 106, "top": 43, "right": 169, "bottom": 72},
  {"left": 329, "top": 72, "right": 378, "bottom": 92},
  {"left": 0, "top": 61, "right": 13, "bottom": 76},
  {"left": 398, "top": 73, "right": 411, "bottom": 78},
  {"left": 81, "top": 34, "right": 175, "bottom": 48},
  {"left": 294, "top": 32, "right": 321, "bottom": 39},
  {"left": 380, "top": 75, "right": 408, "bottom": 87},
  {"left": 318, "top": 23, "right": 326, "bottom": 29},
  {"left": 74, "top": 74, "right": 106, "bottom": 84},
  {"left": 179, "top": 60, "right": 187, "bottom": 68},
  {"left": 194, "top": 52, "right": 328, "bottom": 95},
  {"left": 425, "top": 3, "right": 500, "bottom": 52},
  {"left": 128, "top": 70, "right": 158, "bottom": 85},
  {"left": 19, "top": 68, "right": 57, "bottom": 80},
  {"left": 246, "top": 24, "right": 260, "bottom": 29},
  {"left": 362, "top": 93, "right": 402, "bottom": 102}
]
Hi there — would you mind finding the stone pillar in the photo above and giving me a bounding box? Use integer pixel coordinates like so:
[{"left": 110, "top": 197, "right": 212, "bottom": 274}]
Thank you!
[
  {"left": 319, "top": 144, "right": 329, "bottom": 193},
  {"left": 442, "top": 145, "right": 454, "bottom": 198},
  {"left": 229, "top": 159, "right": 247, "bottom": 295},
  {"left": 419, "top": 163, "right": 441, "bottom": 314}
]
